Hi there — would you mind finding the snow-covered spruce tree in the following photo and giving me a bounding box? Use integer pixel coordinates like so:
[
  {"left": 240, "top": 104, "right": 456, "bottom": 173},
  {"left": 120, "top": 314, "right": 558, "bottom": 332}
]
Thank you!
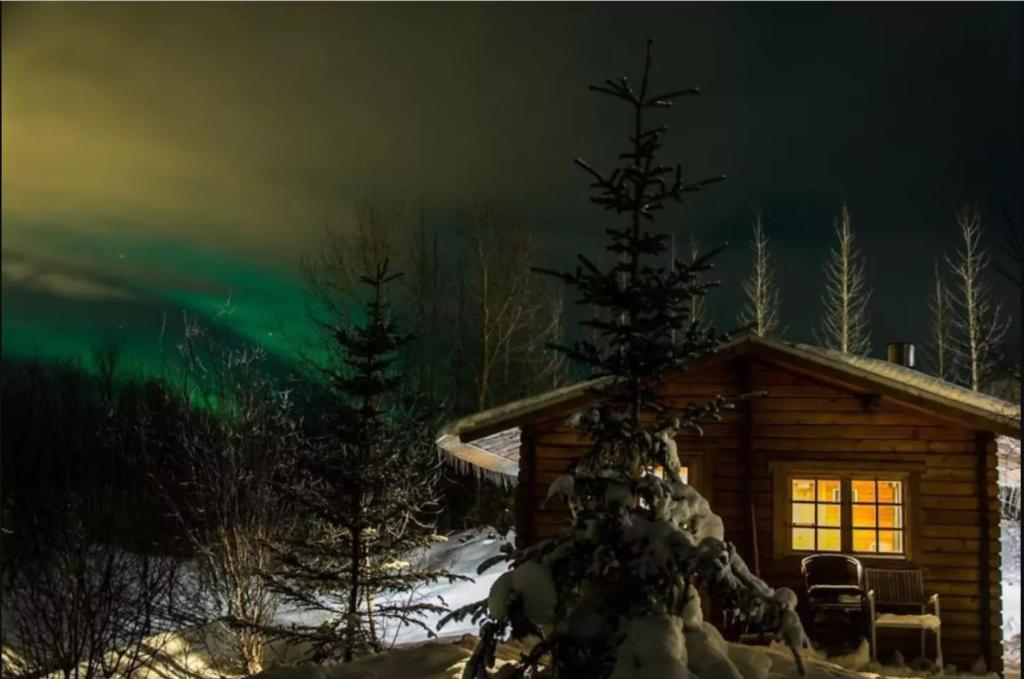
[
  {"left": 444, "top": 40, "right": 808, "bottom": 679},
  {"left": 268, "top": 262, "right": 463, "bottom": 662}
]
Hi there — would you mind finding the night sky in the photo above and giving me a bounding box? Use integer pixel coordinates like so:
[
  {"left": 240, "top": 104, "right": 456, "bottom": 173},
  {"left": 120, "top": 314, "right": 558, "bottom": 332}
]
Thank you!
[{"left": 3, "top": 3, "right": 1021, "bottom": 373}]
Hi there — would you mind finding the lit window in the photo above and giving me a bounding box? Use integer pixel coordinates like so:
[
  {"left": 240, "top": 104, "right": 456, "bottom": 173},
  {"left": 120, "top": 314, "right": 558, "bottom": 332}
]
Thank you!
[
  {"left": 790, "top": 478, "right": 842, "bottom": 552},
  {"left": 851, "top": 479, "right": 905, "bottom": 554},
  {"left": 653, "top": 465, "right": 689, "bottom": 484},
  {"left": 787, "top": 474, "right": 907, "bottom": 556}
]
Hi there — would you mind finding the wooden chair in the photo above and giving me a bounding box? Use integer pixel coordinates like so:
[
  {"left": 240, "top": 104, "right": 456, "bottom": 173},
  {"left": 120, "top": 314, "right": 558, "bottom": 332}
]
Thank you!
[{"left": 864, "top": 568, "right": 943, "bottom": 672}]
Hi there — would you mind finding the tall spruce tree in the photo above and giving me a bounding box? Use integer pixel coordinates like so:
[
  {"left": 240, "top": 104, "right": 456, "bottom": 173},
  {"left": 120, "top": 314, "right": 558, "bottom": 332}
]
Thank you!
[
  {"left": 269, "top": 262, "right": 462, "bottom": 662},
  {"left": 447, "top": 41, "right": 808, "bottom": 679}
]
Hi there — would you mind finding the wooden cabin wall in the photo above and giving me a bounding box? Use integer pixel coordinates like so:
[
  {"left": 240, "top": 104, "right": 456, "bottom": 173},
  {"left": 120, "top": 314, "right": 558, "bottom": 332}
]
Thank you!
[{"left": 519, "top": 357, "right": 1003, "bottom": 672}]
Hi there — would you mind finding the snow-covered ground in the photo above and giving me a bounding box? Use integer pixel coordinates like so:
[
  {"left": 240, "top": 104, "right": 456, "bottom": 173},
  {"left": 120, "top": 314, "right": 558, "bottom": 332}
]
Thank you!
[
  {"left": 374, "top": 527, "right": 514, "bottom": 645},
  {"left": 1003, "top": 517, "right": 1021, "bottom": 676},
  {"left": 274, "top": 527, "right": 513, "bottom": 646},
  {"left": 5, "top": 523, "right": 1018, "bottom": 679}
]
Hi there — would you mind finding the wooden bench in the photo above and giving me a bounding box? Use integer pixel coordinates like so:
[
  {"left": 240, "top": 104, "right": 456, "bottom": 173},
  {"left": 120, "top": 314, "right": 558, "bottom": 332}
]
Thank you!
[{"left": 865, "top": 568, "right": 943, "bottom": 672}]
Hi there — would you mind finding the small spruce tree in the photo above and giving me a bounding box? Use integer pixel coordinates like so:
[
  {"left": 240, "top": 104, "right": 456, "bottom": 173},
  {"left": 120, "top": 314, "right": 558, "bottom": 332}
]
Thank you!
[
  {"left": 269, "top": 262, "right": 463, "bottom": 662},
  {"left": 446, "top": 41, "right": 807, "bottom": 679}
]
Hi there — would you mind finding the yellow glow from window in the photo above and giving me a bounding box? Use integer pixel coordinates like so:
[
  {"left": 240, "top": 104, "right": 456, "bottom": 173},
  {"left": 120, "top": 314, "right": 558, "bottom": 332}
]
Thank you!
[
  {"left": 793, "top": 527, "right": 815, "bottom": 551},
  {"left": 791, "top": 477, "right": 841, "bottom": 552},
  {"left": 852, "top": 504, "right": 876, "bottom": 527},
  {"left": 817, "top": 529, "right": 841, "bottom": 551},
  {"left": 852, "top": 479, "right": 876, "bottom": 502},
  {"left": 817, "top": 504, "right": 841, "bottom": 527},
  {"left": 818, "top": 479, "right": 841, "bottom": 502},
  {"left": 652, "top": 465, "right": 689, "bottom": 484},
  {"left": 851, "top": 478, "right": 904, "bottom": 555},
  {"left": 793, "top": 479, "right": 815, "bottom": 501}
]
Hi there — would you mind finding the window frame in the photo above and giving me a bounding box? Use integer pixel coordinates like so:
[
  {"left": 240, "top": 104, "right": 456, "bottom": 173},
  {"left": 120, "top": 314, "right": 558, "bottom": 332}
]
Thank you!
[{"left": 771, "top": 461, "right": 920, "bottom": 562}]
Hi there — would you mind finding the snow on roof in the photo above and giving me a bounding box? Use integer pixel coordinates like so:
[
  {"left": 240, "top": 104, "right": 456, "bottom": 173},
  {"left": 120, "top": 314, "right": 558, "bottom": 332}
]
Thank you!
[
  {"left": 789, "top": 341, "right": 1021, "bottom": 426},
  {"left": 436, "top": 429, "right": 521, "bottom": 485},
  {"left": 437, "top": 335, "right": 1021, "bottom": 481}
]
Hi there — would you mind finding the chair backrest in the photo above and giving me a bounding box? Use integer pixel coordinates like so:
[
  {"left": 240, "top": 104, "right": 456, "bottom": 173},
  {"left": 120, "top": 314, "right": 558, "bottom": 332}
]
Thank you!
[
  {"left": 801, "top": 554, "right": 864, "bottom": 589},
  {"left": 864, "top": 568, "right": 925, "bottom": 605}
]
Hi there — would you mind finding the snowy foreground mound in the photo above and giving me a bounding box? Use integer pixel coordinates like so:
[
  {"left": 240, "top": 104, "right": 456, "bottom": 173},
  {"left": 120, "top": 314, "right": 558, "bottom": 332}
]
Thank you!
[{"left": 254, "top": 635, "right": 860, "bottom": 679}]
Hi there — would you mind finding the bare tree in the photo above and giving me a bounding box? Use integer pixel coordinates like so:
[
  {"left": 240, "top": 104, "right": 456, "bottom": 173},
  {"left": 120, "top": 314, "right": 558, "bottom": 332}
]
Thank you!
[
  {"left": 147, "top": 317, "right": 301, "bottom": 674},
  {"left": 925, "top": 260, "right": 957, "bottom": 382},
  {"left": 1, "top": 358, "right": 186, "bottom": 679},
  {"left": 2, "top": 496, "right": 183, "bottom": 679},
  {"left": 737, "top": 215, "right": 781, "bottom": 337},
  {"left": 947, "top": 206, "right": 1010, "bottom": 392},
  {"left": 457, "top": 207, "right": 567, "bottom": 412},
  {"left": 816, "top": 202, "right": 872, "bottom": 355}
]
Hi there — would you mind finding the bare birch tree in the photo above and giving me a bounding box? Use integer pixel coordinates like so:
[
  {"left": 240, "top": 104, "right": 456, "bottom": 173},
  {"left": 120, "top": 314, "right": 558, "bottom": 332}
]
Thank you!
[
  {"left": 738, "top": 214, "right": 781, "bottom": 337},
  {"left": 457, "top": 207, "right": 567, "bottom": 412},
  {"left": 947, "top": 206, "right": 1010, "bottom": 391},
  {"left": 926, "top": 260, "right": 957, "bottom": 382},
  {"left": 147, "top": 317, "right": 301, "bottom": 674},
  {"left": 816, "top": 202, "right": 872, "bottom": 355}
]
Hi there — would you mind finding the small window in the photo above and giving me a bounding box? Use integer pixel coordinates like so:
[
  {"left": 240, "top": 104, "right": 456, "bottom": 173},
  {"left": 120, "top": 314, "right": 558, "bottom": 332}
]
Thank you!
[
  {"left": 851, "top": 479, "right": 905, "bottom": 554},
  {"left": 653, "top": 465, "right": 690, "bottom": 484},
  {"left": 790, "top": 478, "right": 842, "bottom": 552},
  {"left": 786, "top": 474, "right": 908, "bottom": 557}
]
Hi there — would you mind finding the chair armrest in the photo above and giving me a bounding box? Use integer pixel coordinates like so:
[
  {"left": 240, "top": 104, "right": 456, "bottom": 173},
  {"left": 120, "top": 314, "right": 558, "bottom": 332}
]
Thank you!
[{"left": 928, "top": 593, "right": 941, "bottom": 617}]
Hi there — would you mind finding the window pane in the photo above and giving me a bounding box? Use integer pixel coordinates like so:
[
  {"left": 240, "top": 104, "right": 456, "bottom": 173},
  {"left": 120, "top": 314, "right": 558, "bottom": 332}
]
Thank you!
[
  {"left": 818, "top": 529, "right": 842, "bottom": 551},
  {"left": 793, "top": 527, "right": 815, "bottom": 551},
  {"left": 852, "top": 479, "right": 876, "bottom": 502},
  {"left": 817, "top": 504, "right": 841, "bottom": 527},
  {"left": 793, "top": 479, "right": 815, "bottom": 501},
  {"left": 793, "top": 503, "right": 815, "bottom": 525},
  {"left": 652, "top": 466, "right": 687, "bottom": 481},
  {"left": 878, "top": 505, "right": 903, "bottom": 529},
  {"left": 853, "top": 504, "right": 877, "bottom": 527},
  {"left": 852, "top": 529, "right": 877, "bottom": 553},
  {"left": 878, "top": 530, "right": 903, "bottom": 553},
  {"left": 878, "top": 480, "right": 903, "bottom": 504},
  {"left": 818, "top": 480, "right": 841, "bottom": 502}
]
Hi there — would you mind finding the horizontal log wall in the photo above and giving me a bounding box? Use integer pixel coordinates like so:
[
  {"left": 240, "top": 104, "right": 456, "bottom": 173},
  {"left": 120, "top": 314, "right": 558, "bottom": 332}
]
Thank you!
[{"left": 520, "top": 358, "right": 1004, "bottom": 672}]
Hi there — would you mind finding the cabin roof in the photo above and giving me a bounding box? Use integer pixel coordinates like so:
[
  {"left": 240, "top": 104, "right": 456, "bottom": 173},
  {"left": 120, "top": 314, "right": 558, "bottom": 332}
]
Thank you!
[{"left": 437, "top": 335, "right": 1021, "bottom": 480}]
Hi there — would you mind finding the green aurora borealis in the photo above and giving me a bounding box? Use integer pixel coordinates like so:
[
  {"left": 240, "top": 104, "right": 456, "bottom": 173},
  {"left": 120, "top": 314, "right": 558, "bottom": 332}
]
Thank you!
[{"left": 3, "top": 3, "right": 1021, "bottom": 375}]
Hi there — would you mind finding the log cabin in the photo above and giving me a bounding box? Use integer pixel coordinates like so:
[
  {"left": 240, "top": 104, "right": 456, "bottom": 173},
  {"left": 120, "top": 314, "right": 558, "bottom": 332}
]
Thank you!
[{"left": 437, "top": 335, "right": 1021, "bottom": 672}]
